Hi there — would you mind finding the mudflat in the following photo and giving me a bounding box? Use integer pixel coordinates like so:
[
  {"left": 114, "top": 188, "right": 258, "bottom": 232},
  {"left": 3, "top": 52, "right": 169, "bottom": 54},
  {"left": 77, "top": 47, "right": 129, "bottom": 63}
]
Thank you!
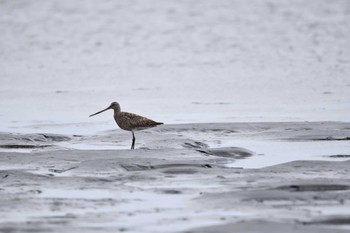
[{"left": 1, "top": 122, "right": 350, "bottom": 233}]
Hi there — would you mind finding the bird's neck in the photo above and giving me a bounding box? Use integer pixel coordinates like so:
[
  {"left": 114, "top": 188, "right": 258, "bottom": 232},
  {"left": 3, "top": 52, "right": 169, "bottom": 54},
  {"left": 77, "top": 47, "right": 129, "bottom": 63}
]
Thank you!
[{"left": 113, "top": 107, "right": 121, "bottom": 117}]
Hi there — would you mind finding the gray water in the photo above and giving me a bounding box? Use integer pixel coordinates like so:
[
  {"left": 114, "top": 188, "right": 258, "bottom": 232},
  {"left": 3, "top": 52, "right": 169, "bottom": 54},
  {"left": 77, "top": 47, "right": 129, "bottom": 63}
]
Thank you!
[{"left": 0, "top": 0, "right": 349, "bottom": 135}]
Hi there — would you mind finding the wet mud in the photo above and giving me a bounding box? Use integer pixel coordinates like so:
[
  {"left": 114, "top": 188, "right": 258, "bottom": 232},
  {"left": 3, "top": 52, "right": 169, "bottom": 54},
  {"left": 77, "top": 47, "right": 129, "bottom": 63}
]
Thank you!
[{"left": 0, "top": 122, "right": 349, "bottom": 232}]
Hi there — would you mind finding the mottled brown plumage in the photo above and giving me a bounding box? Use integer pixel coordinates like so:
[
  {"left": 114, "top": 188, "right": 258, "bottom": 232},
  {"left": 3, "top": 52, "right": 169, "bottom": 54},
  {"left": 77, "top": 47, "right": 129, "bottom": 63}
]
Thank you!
[{"left": 89, "top": 102, "right": 163, "bottom": 149}]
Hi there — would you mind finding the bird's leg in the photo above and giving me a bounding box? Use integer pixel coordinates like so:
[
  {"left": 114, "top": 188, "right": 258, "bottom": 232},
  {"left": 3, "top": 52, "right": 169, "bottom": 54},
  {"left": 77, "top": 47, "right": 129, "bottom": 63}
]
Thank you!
[{"left": 131, "top": 131, "right": 135, "bottom": 150}]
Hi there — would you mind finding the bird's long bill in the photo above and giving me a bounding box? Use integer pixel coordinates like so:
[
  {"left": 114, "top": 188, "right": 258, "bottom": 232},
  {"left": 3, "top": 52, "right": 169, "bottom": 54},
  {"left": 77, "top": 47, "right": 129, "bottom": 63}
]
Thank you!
[{"left": 89, "top": 107, "right": 110, "bottom": 117}]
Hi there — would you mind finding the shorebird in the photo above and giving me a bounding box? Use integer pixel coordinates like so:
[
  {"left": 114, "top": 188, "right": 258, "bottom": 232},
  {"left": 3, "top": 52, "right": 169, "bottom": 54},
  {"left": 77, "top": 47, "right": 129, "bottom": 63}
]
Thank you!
[{"left": 89, "top": 102, "right": 163, "bottom": 149}]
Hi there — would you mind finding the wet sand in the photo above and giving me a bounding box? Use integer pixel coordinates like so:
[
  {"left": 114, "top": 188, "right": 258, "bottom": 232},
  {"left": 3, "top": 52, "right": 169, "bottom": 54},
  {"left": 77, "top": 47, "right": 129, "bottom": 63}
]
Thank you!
[
  {"left": 1, "top": 0, "right": 349, "bottom": 231},
  {"left": 1, "top": 122, "right": 350, "bottom": 232}
]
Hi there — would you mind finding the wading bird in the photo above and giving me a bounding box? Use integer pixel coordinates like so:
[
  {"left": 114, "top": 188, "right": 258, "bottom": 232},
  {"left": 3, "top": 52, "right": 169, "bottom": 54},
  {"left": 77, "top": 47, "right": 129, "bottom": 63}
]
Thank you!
[{"left": 89, "top": 102, "right": 163, "bottom": 149}]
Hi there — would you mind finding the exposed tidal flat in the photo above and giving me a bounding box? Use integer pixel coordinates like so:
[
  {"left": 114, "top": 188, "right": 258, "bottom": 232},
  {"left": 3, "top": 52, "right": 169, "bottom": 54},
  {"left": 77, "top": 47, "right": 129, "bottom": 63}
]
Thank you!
[
  {"left": 1, "top": 122, "right": 350, "bottom": 233},
  {"left": 1, "top": 0, "right": 349, "bottom": 232}
]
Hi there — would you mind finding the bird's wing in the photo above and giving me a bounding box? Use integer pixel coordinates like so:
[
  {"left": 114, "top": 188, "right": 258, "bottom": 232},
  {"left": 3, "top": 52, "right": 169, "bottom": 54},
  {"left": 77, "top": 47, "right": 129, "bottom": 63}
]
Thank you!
[{"left": 119, "top": 112, "right": 160, "bottom": 130}]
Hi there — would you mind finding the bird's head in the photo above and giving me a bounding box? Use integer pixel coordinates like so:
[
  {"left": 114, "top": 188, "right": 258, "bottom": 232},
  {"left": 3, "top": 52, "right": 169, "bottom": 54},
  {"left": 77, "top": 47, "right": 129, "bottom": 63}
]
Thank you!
[
  {"left": 89, "top": 101, "right": 121, "bottom": 117},
  {"left": 108, "top": 102, "right": 120, "bottom": 110}
]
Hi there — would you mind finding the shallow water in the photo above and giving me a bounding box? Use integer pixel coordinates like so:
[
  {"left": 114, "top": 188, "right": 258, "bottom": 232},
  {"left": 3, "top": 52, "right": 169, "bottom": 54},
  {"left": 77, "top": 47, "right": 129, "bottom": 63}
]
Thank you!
[{"left": 0, "top": 0, "right": 349, "bottom": 135}]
